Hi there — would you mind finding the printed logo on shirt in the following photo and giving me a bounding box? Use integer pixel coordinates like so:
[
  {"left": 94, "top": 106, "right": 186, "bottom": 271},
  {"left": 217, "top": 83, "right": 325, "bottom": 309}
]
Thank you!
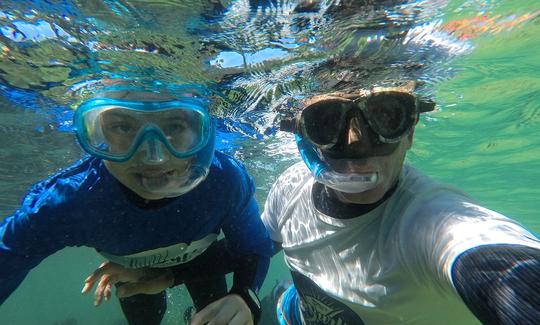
[
  {"left": 292, "top": 271, "right": 365, "bottom": 325},
  {"left": 97, "top": 233, "right": 218, "bottom": 268}
]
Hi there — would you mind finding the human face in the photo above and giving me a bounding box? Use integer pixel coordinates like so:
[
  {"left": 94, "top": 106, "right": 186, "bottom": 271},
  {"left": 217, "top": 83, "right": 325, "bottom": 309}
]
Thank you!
[
  {"left": 293, "top": 91, "right": 420, "bottom": 151},
  {"left": 321, "top": 114, "right": 414, "bottom": 204},
  {"left": 89, "top": 90, "right": 206, "bottom": 200}
]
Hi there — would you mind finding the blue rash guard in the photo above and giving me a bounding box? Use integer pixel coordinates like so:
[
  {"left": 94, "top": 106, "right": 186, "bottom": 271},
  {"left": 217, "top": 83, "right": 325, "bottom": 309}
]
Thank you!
[{"left": 0, "top": 151, "right": 273, "bottom": 305}]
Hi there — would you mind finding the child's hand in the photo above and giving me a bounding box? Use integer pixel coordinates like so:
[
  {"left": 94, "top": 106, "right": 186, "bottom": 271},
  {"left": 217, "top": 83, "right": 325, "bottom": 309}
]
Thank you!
[
  {"left": 81, "top": 261, "right": 173, "bottom": 306},
  {"left": 189, "top": 294, "right": 253, "bottom": 325}
]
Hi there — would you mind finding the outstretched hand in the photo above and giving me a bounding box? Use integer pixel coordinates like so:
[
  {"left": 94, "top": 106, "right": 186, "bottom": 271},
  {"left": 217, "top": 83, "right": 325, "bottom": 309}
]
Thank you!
[
  {"left": 81, "top": 261, "right": 173, "bottom": 306},
  {"left": 189, "top": 294, "right": 253, "bottom": 325}
]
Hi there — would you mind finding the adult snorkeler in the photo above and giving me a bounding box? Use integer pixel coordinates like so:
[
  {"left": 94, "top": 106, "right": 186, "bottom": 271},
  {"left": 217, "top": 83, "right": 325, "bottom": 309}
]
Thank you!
[
  {"left": 0, "top": 81, "right": 272, "bottom": 325},
  {"left": 260, "top": 83, "right": 540, "bottom": 324}
]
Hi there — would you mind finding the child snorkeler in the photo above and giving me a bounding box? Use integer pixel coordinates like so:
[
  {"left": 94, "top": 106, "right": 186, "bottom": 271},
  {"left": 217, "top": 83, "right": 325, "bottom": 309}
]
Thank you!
[{"left": 0, "top": 81, "right": 272, "bottom": 325}]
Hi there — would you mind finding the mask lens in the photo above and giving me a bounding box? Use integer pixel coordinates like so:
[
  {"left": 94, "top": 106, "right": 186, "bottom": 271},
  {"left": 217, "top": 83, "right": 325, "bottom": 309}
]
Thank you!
[
  {"left": 155, "top": 109, "right": 205, "bottom": 153},
  {"left": 302, "top": 100, "right": 350, "bottom": 147},
  {"left": 79, "top": 105, "right": 207, "bottom": 160},
  {"left": 97, "top": 107, "right": 141, "bottom": 155},
  {"left": 79, "top": 106, "right": 132, "bottom": 158},
  {"left": 364, "top": 93, "right": 415, "bottom": 140}
]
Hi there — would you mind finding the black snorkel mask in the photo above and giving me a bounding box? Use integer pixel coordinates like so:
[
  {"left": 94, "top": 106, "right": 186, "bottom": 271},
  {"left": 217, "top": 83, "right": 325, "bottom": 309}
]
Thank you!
[{"left": 280, "top": 89, "right": 435, "bottom": 159}]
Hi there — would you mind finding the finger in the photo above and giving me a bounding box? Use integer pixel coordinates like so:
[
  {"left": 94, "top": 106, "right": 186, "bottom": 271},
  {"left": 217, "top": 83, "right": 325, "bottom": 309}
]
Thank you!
[
  {"left": 205, "top": 294, "right": 252, "bottom": 325},
  {"left": 82, "top": 271, "right": 103, "bottom": 295},
  {"left": 104, "top": 283, "right": 112, "bottom": 301},
  {"left": 85, "top": 261, "right": 109, "bottom": 281},
  {"left": 83, "top": 261, "right": 114, "bottom": 292},
  {"left": 94, "top": 274, "right": 118, "bottom": 306},
  {"left": 189, "top": 301, "right": 220, "bottom": 325},
  {"left": 205, "top": 304, "right": 241, "bottom": 325},
  {"left": 227, "top": 310, "right": 253, "bottom": 325},
  {"left": 81, "top": 281, "right": 93, "bottom": 295},
  {"left": 93, "top": 275, "right": 107, "bottom": 306}
]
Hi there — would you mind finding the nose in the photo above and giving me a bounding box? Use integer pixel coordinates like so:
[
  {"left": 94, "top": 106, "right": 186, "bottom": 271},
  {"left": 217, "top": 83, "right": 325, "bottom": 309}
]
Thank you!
[
  {"left": 338, "top": 113, "right": 376, "bottom": 158},
  {"left": 345, "top": 115, "right": 366, "bottom": 145},
  {"left": 140, "top": 138, "right": 170, "bottom": 165}
]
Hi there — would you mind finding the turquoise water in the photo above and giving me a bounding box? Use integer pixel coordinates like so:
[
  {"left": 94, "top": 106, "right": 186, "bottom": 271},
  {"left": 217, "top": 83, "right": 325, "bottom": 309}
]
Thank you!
[{"left": 1, "top": 1, "right": 539, "bottom": 324}]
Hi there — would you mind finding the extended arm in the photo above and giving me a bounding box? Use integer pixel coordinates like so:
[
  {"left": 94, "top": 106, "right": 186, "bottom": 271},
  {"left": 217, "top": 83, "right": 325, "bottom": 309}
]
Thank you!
[
  {"left": 452, "top": 244, "right": 540, "bottom": 324},
  {"left": 0, "top": 166, "right": 87, "bottom": 305},
  {"left": 0, "top": 204, "right": 75, "bottom": 305}
]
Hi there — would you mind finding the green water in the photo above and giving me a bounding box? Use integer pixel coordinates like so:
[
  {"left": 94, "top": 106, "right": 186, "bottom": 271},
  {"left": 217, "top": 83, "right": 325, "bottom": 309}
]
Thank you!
[
  {"left": 1, "top": 1, "right": 539, "bottom": 324},
  {"left": 423, "top": 12, "right": 540, "bottom": 229}
]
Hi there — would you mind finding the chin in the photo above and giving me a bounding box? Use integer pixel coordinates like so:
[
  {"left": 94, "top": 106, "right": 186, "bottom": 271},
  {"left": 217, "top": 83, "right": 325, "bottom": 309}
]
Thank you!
[
  {"left": 128, "top": 186, "right": 161, "bottom": 200},
  {"left": 139, "top": 191, "right": 166, "bottom": 200}
]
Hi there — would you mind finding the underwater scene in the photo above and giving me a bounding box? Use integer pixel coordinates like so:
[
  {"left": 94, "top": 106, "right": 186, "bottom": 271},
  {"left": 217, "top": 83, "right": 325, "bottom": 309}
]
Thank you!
[{"left": 1, "top": 0, "right": 539, "bottom": 324}]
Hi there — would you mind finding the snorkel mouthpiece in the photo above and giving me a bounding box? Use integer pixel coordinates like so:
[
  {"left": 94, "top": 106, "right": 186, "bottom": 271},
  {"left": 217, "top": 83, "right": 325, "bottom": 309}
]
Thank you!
[
  {"left": 317, "top": 170, "right": 378, "bottom": 193},
  {"left": 139, "top": 165, "right": 208, "bottom": 197}
]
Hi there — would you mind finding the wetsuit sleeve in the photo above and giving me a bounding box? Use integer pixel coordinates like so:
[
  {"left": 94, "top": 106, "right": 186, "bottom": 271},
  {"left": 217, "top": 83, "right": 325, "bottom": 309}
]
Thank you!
[
  {"left": 452, "top": 244, "right": 540, "bottom": 324},
  {"left": 224, "top": 195, "right": 271, "bottom": 293},
  {"left": 219, "top": 160, "right": 273, "bottom": 294},
  {"left": 211, "top": 161, "right": 272, "bottom": 292},
  {"left": 0, "top": 178, "right": 82, "bottom": 305},
  {"left": 216, "top": 159, "right": 272, "bottom": 322}
]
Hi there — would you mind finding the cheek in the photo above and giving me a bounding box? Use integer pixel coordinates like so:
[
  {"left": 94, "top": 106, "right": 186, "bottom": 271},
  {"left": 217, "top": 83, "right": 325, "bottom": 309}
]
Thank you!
[{"left": 379, "top": 146, "right": 407, "bottom": 184}]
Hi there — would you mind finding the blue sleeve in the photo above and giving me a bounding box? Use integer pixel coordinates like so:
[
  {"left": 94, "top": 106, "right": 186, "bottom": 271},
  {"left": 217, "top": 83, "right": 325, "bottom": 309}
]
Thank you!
[
  {"left": 0, "top": 175, "right": 85, "bottom": 305},
  {"left": 220, "top": 157, "right": 273, "bottom": 292},
  {"left": 452, "top": 244, "right": 540, "bottom": 324}
]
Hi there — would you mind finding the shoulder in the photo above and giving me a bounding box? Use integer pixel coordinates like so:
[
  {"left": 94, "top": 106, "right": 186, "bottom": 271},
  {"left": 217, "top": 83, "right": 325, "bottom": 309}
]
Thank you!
[
  {"left": 394, "top": 166, "right": 499, "bottom": 234},
  {"left": 21, "top": 156, "right": 104, "bottom": 210},
  {"left": 210, "top": 151, "right": 250, "bottom": 178},
  {"left": 261, "top": 161, "right": 312, "bottom": 233},
  {"left": 204, "top": 151, "right": 254, "bottom": 196},
  {"left": 390, "top": 165, "right": 474, "bottom": 216},
  {"left": 268, "top": 161, "right": 312, "bottom": 198},
  {"left": 401, "top": 165, "right": 469, "bottom": 197},
  {"left": 419, "top": 194, "right": 539, "bottom": 250},
  {"left": 398, "top": 166, "right": 503, "bottom": 224}
]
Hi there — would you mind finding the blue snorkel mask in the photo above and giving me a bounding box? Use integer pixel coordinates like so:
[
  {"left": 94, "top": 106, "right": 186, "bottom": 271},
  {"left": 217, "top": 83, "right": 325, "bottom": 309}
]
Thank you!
[{"left": 73, "top": 85, "right": 215, "bottom": 196}]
